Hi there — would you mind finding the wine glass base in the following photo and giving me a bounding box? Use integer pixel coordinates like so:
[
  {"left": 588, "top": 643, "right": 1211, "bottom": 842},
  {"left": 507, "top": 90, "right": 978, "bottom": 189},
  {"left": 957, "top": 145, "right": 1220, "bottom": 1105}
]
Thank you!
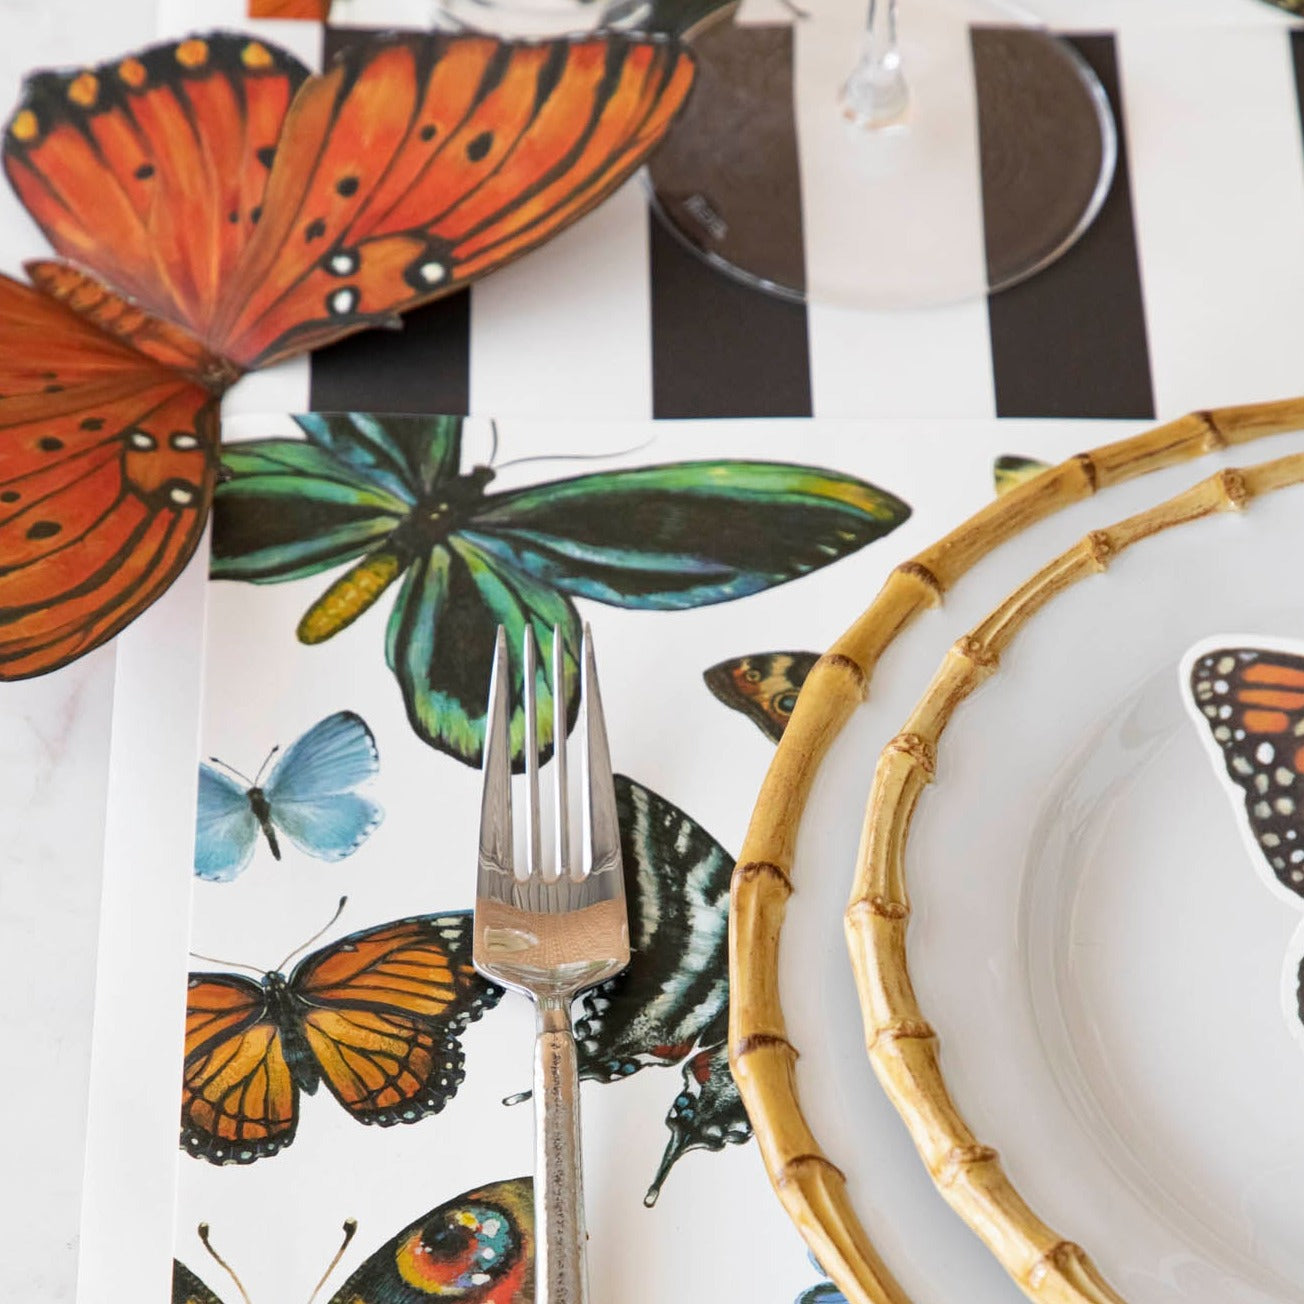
[{"left": 647, "top": 2, "right": 1117, "bottom": 309}]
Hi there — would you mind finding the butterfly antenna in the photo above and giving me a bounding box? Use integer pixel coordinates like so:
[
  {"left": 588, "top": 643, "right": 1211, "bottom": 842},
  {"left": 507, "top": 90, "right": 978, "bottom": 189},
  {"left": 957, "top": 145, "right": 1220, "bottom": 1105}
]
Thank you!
[
  {"left": 275, "top": 896, "right": 348, "bottom": 973},
  {"left": 493, "top": 437, "right": 657, "bottom": 473},
  {"left": 198, "top": 1223, "right": 253, "bottom": 1304},
  {"left": 253, "top": 744, "right": 281, "bottom": 787},
  {"left": 306, "top": 1219, "right": 358, "bottom": 1304},
  {"left": 188, "top": 951, "right": 265, "bottom": 976},
  {"left": 207, "top": 756, "right": 255, "bottom": 787}
]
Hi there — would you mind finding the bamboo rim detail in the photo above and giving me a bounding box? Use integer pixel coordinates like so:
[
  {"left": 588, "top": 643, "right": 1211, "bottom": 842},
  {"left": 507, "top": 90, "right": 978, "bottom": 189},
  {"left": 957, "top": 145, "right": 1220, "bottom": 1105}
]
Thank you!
[
  {"left": 727, "top": 398, "right": 1304, "bottom": 1304},
  {"left": 846, "top": 449, "right": 1304, "bottom": 1303}
]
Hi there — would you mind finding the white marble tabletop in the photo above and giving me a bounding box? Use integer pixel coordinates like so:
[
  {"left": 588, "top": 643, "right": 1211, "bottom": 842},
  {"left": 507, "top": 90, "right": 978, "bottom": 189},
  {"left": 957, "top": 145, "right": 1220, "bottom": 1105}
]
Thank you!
[
  {"left": 0, "top": 0, "right": 1298, "bottom": 1298},
  {"left": 0, "top": 3, "right": 154, "bottom": 1292}
]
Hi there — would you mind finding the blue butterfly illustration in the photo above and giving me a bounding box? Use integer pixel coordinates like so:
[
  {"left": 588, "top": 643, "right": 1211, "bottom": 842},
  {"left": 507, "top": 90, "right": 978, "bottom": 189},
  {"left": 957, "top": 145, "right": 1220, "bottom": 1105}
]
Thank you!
[
  {"left": 211, "top": 414, "right": 911, "bottom": 768},
  {"left": 194, "top": 710, "right": 383, "bottom": 882},
  {"left": 796, "top": 1253, "right": 849, "bottom": 1303}
]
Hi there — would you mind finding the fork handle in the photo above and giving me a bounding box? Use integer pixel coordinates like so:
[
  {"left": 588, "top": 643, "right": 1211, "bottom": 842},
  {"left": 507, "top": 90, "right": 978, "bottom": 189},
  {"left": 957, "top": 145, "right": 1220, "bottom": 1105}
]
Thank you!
[{"left": 534, "top": 997, "right": 588, "bottom": 1304}]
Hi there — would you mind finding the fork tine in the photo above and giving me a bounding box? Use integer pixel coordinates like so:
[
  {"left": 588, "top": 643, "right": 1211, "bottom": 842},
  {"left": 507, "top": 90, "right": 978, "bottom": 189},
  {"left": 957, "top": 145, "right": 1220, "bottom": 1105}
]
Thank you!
[
  {"left": 580, "top": 623, "right": 622, "bottom": 886},
  {"left": 552, "top": 625, "right": 571, "bottom": 880},
  {"left": 522, "top": 626, "right": 544, "bottom": 879},
  {"left": 478, "top": 626, "right": 513, "bottom": 890}
]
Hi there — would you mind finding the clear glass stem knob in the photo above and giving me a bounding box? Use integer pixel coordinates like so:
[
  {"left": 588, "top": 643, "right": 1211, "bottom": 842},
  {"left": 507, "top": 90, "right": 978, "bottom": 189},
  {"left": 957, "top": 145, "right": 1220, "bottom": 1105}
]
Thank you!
[{"left": 840, "top": 0, "right": 909, "bottom": 129}]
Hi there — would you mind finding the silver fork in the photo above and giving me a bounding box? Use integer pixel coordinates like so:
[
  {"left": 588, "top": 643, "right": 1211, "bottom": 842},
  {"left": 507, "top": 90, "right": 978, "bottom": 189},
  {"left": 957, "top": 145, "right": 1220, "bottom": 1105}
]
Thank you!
[{"left": 473, "top": 623, "right": 630, "bottom": 1304}]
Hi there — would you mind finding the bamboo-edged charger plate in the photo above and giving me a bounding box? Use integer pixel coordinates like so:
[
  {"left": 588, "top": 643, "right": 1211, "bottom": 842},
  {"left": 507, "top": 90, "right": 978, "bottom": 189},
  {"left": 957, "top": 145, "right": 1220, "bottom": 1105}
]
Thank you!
[{"left": 728, "top": 398, "right": 1304, "bottom": 1304}]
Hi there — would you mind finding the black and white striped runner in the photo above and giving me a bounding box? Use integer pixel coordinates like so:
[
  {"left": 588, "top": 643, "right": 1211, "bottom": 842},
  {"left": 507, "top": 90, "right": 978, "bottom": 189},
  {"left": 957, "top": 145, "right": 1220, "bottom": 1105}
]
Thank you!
[{"left": 200, "top": 14, "right": 1304, "bottom": 425}]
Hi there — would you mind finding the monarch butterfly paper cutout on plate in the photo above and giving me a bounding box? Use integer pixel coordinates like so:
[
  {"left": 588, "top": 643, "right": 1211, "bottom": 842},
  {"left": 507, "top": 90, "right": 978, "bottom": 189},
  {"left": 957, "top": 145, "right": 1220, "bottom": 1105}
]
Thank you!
[
  {"left": 704, "top": 650, "right": 818, "bottom": 742},
  {"left": 568, "top": 773, "right": 750, "bottom": 1204},
  {"left": 1185, "top": 643, "right": 1304, "bottom": 903},
  {"left": 173, "top": 1177, "right": 533, "bottom": 1303},
  {"left": 1185, "top": 640, "right": 1304, "bottom": 1040},
  {"left": 182, "top": 909, "right": 501, "bottom": 1164},
  {"left": 196, "top": 709, "right": 382, "bottom": 882},
  {"left": 0, "top": 29, "right": 696, "bottom": 681},
  {"left": 212, "top": 412, "right": 911, "bottom": 767}
]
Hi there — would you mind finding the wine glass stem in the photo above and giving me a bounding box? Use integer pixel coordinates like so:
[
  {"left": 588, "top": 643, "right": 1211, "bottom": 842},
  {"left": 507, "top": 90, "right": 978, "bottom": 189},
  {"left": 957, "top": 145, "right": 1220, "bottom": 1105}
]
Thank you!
[{"left": 841, "top": 0, "right": 909, "bottom": 129}]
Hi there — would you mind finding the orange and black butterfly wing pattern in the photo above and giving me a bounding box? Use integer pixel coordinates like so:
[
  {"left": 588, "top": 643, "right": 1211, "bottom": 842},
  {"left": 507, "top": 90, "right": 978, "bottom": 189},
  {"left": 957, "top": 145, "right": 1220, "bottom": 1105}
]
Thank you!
[
  {"left": 702, "top": 650, "right": 819, "bottom": 742},
  {"left": 0, "top": 275, "right": 217, "bottom": 680},
  {"left": 289, "top": 912, "right": 503, "bottom": 1126},
  {"left": 3, "top": 33, "right": 308, "bottom": 349},
  {"left": 216, "top": 32, "right": 696, "bottom": 369},
  {"left": 1190, "top": 646, "right": 1304, "bottom": 898},
  {"left": 326, "top": 1178, "right": 534, "bottom": 1304},
  {"left": 181, "top": 972, "right": 299, "bottom": 1165}
]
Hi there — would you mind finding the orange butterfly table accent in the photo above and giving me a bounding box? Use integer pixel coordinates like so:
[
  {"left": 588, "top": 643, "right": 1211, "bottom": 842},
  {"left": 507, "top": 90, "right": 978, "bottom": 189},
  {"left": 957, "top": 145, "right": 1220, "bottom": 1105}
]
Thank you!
[
  {"left": 249, "top": 0, "right": 330, "bottom": 16},
  {"left": 0, "top": 30, "right": 695, "bottom": 679}
]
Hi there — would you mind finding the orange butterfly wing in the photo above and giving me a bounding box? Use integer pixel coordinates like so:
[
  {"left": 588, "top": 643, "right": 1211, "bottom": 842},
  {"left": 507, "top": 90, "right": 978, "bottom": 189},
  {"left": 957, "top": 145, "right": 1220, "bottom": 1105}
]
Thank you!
[
  {"left": 181, "top": 972, "right": 299, "bottom": 1165},
  {"left": 215, "top": 32, "right": 696, "bottom": 368},
  {"left": 0, "top": 275, "right": 216, "bottom": 679},
  {"left": 3, "top": 34, "right": 308, "bottom": 347},
  {"left": 290, "top": 913, "right": 501, "bottom": 1126},
  {"left": 249, "top": 0, "right": 330, "bottom": 15}
]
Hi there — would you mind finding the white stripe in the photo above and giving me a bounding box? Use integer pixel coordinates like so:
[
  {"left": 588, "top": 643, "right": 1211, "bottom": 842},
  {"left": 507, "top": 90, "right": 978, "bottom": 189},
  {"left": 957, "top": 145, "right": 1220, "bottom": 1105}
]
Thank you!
[
  {"left": 795, "top": 4, "right": 989, "bottom": 308},
  {"left": 224, "top": 357, "right": 311, "bottom": 415},
  {"left": 1025, "top": 0, "right": 1296, "bottom": 30},
  {"left": 1122, "top": 24, "right": 1304, "bottom": 416},
  {"left": 798, "top": 3, "right": 995, "bottom": 417},
  {"left": 470, "top": 179, "right": 653, "bottom": 420},
  {"left": 809, "top": 300, "right": 995, "bottom": 418}
]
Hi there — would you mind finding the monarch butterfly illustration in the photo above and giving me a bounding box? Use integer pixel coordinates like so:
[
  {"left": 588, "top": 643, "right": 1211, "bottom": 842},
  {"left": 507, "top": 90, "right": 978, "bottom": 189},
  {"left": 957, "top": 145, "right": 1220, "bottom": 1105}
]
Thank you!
[
  {"left": 0, "top": 29, "right": 695, "bottom": 680},
  {"left": 181, "top": 908, "right": 501, "bottom": 1164},
  {"left": 173, "top": 1177, "right": 533, "bottom": 1303}
]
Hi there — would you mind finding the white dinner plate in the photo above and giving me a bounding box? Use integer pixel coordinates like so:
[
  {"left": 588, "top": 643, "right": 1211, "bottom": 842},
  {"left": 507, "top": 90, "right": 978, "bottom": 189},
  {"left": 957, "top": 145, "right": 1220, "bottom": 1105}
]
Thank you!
[{"left": 779, "top": 419, "right": 1304, "bottom": 1304}]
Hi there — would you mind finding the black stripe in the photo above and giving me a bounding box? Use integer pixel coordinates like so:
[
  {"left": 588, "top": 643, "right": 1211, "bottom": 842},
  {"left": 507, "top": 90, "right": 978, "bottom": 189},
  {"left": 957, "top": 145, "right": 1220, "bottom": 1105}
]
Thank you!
[
  {"left": 979, "top": 31, "right": 1154, "bottom": 419},
  {"left": 309, "top": 25, "right": 470, "bottom": 415},
  {"left": 647, "top": 24, "right": 810, "bottom": 419},
  {"left": 308, "top": 293, "right": 471, "bottom": 415}
]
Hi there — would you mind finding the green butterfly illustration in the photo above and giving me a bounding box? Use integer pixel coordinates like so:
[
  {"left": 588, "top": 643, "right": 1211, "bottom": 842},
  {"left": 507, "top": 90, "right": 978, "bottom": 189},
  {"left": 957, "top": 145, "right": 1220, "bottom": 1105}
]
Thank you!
[{"left": 212, "top": 414, "right": 910, "bottom": 766}]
